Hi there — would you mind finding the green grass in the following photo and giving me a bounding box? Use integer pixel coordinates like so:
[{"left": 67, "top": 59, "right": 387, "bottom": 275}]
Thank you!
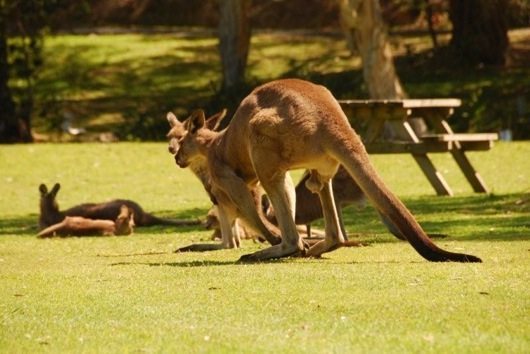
[{"left": 0, "top": 142, "right": 529, "bottom": 353}]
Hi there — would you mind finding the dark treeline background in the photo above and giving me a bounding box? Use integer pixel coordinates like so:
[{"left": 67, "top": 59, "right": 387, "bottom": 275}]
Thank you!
[{"left": 1, "top": 0, "right": 529, "bottom": 142}]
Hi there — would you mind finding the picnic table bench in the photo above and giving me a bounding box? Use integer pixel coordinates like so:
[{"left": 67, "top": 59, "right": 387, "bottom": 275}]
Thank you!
[{"left": 338, "top": 98, "right": 498, "bottom": 196}]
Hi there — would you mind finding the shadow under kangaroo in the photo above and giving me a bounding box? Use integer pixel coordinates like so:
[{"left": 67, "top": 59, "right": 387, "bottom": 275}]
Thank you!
[{"left": 38, "top": 183, "right": 201, "bottom": 234}]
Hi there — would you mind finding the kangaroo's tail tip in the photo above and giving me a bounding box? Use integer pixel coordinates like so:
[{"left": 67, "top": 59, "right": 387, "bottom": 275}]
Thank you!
[
  {"left": 426, "top": 251, "right": 482, "bottom": 263},
  {"left": 463, "top": 254, "right": 482, "bottom": 263},
  {"left": 439, "top": 253, "right": 482, "bottom": 263}
]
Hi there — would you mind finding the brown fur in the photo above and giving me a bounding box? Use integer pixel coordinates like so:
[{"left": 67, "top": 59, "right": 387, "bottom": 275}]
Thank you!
[
  {"left": 167, "top": 110, "right": 282, "bottom": 252},
  {"left": 205, "top": 205, "right": 265, "bottom": 242},
  {"left": 38, "top": 205, "right": 134, "bottom": 238},
  {"left": 171, "top": 79, "right": 481, "bottom": 263},
  {"left": 38, "top": 183, "right": 199, "bottom": 229}
]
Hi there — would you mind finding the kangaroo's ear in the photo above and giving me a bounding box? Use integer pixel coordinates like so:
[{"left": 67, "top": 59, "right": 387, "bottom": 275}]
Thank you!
[
  {"left": 187, "top": 109, "right": 206, "bottom": 134},
  {"left": 205, "top": 108, "right": 227, "bottom": 131},
  {"left": 39, "top": 184, "right": 48, "bottom": 195},
  {"left": 167, "top": 112, "right": 180, "bottom": 127},
  {"left": 51, "top": 183, "right": 61, "bottom": 197}
]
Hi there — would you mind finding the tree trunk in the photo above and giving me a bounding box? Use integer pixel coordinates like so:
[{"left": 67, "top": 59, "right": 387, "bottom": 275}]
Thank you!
[
  {"left": 338, "top": 0, "right": 405, "bottom": 99},
  {"left": 0, "top": 3, "right": 16, "bottom": 142},
  {"left": 218, "top": 0, "right": 252, "bottom": 92},
  {"left": 449, "top": 0, "right": 509, "bottom": 66},
  {"left": 0, "top": 2, "right": 32, "bottom": 143}
]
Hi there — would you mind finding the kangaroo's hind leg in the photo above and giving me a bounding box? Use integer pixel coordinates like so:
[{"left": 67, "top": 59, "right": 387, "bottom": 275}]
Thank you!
[
  {"left": 239, "top": 170, "right": 307, "bottom": 262},
  {"left": 305, "top": 169, "right": 348, "bottom": 257}
]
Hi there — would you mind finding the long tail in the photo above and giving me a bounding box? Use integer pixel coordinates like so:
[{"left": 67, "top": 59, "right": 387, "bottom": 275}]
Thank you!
[
  {"left": 141, "top": 213, "right": 201, "bottom": 227},
  {"left": 327, "top": 130, "right": 481, "bottom": 263}
]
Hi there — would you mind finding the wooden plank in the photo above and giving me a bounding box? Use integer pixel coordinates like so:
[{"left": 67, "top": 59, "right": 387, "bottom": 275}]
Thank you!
[
  {"left": 366, "top": 141, "right": 451, "bottom": 154},
  {"left": 459, "top": 141, "right": 495, "bottom": 151},
  {"left": 338, "top": 98, "right": 462, "bottom": 109},
  {"left": 450, "top": 149, "right": 490, "bottom": 193},
  {"left": 421, "top": 113, "right": 491, "bottom": 193},
  {"left": 412, "top": 154, "right": 454, "bottom": 196},
  {"left": 386, "top": 119, "right": 453, "bottom": 196},
  {"left": 421, "top": 133, "right": 499, "bottom": 142},
  {"left": 402, "top": 98, "right": 461, "bottom": 108}
]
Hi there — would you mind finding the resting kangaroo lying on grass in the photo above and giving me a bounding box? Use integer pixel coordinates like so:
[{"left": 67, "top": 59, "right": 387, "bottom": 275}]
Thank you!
[
  {"left": 172, "top": 79, "right": 481, "bottom": 262},
  {"left": 38, "top": 204, "right": 134, "bottom": 237},
  {"left": 38, "top": 183, "right": 200, "bottom": 229}
]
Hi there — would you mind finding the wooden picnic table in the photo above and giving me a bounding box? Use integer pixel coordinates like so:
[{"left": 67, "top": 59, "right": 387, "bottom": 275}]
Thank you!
[{"left": 338, "top": 98, "right": 498, "bottom": 196}]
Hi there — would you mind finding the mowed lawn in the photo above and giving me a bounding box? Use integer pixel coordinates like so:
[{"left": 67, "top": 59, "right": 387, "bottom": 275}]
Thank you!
[{"left": 0, "top": 142, "right": 529, "bottom": 353}]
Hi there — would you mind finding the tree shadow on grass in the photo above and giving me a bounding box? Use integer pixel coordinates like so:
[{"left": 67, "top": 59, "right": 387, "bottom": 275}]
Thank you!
[
  {"left": 3, "top": 194, "right": 528, "bottom": 243},
  {"left": 341, "top": 192, "right": 530, "bottom": 243},
  {"left": 0, "top": 214, "right": 39, "bottom": 236}
]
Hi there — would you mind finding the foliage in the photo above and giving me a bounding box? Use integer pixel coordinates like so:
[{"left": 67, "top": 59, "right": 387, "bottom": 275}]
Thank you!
[
  {"left": 0, "top": 142, "right": 529, "bottom": 352},
  {"left": 32, "top": 30, "right": 530, "bottom": 141}
]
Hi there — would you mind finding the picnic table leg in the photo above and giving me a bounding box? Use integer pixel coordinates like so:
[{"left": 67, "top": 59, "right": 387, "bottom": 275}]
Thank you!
[
  {"left": 391, "top": 120, "right": 454, "bottom": 196},
  {"left": 448, "top": 147, "right": 490, "bottom": 193},
  {"left": 425, "top": 112, "right": 490, "bottom": 193},
  {"left": 411, "top": 154, "right": 454, "bottom": 196}
]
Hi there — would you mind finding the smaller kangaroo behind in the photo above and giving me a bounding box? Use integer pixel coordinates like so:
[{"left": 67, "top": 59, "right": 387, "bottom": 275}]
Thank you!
[
  {"left": 204, "top": 205, "right": 261, "bottom": 242},
  {"left": 286, "top": 167, "right": 406, "bottom": 240},
  {"left": 204, "top": 204, "right": 327, "bottom": 243},
  {"left": 38, "top": 204, "right": 134, "bottom": 238},
  {"left": 39, "top": 183, "right": 199, "bottom": 229}
]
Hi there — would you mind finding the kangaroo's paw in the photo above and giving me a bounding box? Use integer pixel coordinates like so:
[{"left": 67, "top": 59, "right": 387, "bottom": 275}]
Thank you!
[
  {"left": 238, "top": 242, "right": 307, "bottom": 263},
  {"left": 342, "top": 240, "right": 364, "bottom": 247},
  {"left": 175, "top": 243, "right": 225, "bottom": 252}
]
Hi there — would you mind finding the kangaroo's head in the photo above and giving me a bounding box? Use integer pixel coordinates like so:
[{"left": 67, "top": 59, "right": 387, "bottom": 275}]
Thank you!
[
  {"left": 204, "top": 206, "right": 220, "bottom": 230},
  {"left": 38, "top": 183, "right": 64, "bottom": 228},
  {"left": 166, "top": 109, "right": 226, "bottom": 168},
  {"left": 114, "top": 205, "right": 135, "bottom": 236}
]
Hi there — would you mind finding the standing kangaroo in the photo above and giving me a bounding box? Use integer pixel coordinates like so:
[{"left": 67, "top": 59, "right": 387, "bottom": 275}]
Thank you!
[
  {"left": 171, "top": 79, "right": 481, "bottom": 263},
  {"left": 39, "top": 183, "right": 199, "bottom": 229},
  {"left": 167, "top": 110, "right": 282, "bottom": 251}
]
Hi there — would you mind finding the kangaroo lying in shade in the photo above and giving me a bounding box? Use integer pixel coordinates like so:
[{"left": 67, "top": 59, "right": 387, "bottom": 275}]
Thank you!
[
  {"left": 38, "top": 204, "right": 134, "bottom": 237},
  {"left": 171, "top": 79, "right": 481, "bottom": 263},
  {"left": 38, "top": 183, "right": 200, "bottom": 230}
]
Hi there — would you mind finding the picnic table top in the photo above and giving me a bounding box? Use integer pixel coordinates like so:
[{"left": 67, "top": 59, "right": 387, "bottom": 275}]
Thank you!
[{"left": 338, "top": 98, "right": 462, "bottom": 109}]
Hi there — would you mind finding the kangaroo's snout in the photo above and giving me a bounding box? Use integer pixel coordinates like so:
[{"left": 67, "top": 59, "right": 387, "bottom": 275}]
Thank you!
[{"left": 175, "top": 153, "right": 188, "bottom": 168}]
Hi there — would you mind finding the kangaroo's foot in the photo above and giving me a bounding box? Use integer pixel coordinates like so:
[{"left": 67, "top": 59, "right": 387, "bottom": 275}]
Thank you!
[
  {"left": 306, "top": 239, "right": 350, "bottom": 257},
  {"left": 175, "top": 243, "right": 226, "bottom": 252},
  {"left": 238, "top": 241, "right": 309, "bottom": 263}
]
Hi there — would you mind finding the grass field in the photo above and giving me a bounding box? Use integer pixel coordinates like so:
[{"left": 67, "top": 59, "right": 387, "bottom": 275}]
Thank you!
[{"left": 0, "top": 141, "right": 529, "bottom": 353}]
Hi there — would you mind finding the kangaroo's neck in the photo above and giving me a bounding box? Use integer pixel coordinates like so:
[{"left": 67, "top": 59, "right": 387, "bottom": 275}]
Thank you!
[{"left": 39, "top": 201, "right": 65, "bottom": 228}]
